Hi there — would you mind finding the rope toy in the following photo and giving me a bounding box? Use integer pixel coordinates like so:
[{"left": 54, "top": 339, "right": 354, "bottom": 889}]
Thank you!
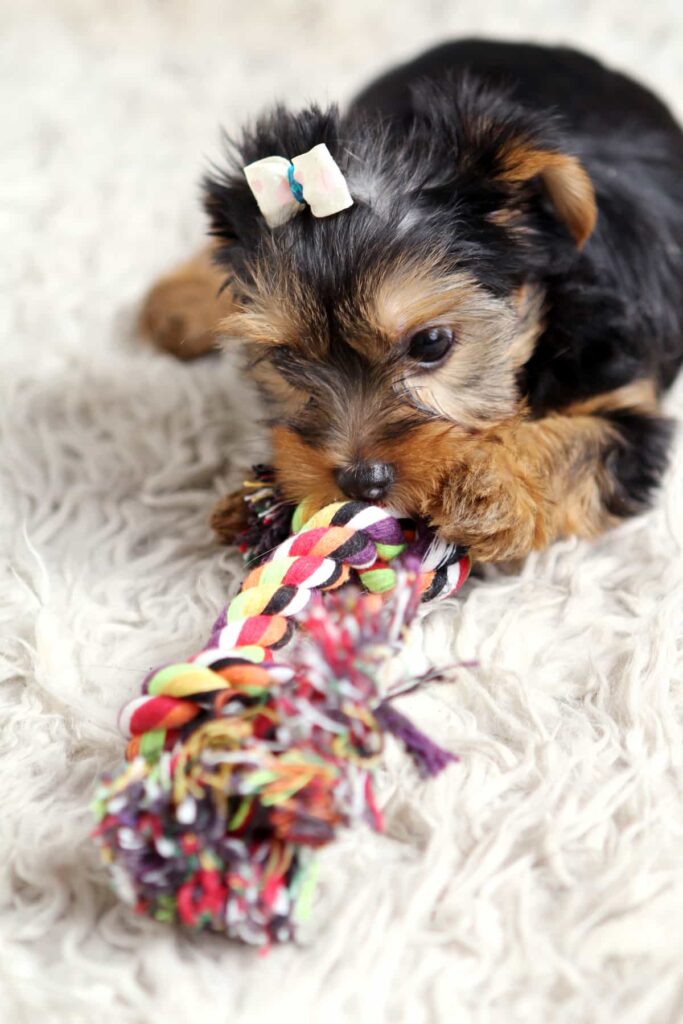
[{"left": 92, "top": 488, "right": 470, "bottom": 946}]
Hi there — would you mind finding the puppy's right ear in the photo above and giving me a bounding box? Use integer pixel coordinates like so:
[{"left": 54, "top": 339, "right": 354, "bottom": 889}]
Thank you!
[
  {"left": 411, "top": 76, "right": 597, "bottom": 250},
  {"left": 495, "top": 143, "right": 596, "bottom": 248}
]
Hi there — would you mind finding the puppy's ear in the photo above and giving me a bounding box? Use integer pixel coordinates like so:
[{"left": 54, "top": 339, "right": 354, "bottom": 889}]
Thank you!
[
  {"left": 496, "top": 142, "right": 597, "bottom": 248},
  {"left": 412, "top": 78, "right": 598, "bottom": 249}
]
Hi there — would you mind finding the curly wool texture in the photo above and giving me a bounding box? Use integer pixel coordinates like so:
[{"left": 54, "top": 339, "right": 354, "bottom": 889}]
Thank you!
[{"left": 2, "top": 2, "right": 683, "bottom": 1022}]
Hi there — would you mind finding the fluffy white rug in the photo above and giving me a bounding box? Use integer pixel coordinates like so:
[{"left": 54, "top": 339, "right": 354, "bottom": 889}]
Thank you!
[{"left": 2, "top": 2, "right": 682, "bottom": 1022}]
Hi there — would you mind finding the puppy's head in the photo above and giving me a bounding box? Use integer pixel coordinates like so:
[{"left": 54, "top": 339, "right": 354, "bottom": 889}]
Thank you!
[{"left": 205, "top": 79, "right": 596, "bottom": 515}]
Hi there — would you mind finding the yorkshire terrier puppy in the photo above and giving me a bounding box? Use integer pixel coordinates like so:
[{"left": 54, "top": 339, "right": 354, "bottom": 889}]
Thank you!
[{"left": 140, "top": 40, "right": 683, "bottom": 562}]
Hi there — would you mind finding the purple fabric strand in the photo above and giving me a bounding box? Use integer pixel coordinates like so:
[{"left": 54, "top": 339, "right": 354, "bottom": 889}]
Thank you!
[
  {"left": 364, "top": 518, "right": 406, "bottom": 545},
  {"left": 208, "top": 607, "right": 228, "bottom": 647},
  {"left": 375, "top": 702, "right": 458, "bottom": 777},
  {"left": 351, "top": 538, "right": 379, "bottom": 565}
]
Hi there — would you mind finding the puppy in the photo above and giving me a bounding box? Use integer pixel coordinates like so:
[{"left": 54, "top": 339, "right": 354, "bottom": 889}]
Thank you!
[{"left": 140, "top": 40, "right": 683, "bottom": 562}]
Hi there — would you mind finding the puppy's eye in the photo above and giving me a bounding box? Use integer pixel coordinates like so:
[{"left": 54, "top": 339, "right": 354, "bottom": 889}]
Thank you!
[{"left": 407, "top": 327, "right": 455, "bottom": 366}]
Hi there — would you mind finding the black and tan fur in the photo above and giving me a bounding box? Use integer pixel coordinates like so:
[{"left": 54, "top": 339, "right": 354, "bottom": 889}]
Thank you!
[{"left": 141, "top": 40, "right": 683, "bottom": 562}]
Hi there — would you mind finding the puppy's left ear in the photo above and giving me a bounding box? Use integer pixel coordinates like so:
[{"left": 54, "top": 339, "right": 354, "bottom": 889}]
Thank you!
[{"left": 498, "top": 143, "right": 597, "bottom": 248}]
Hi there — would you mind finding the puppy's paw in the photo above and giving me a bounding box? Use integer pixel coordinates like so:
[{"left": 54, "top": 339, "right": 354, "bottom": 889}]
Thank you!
[
  {"left": 428, "top": 451, "right": 543, "bottom": 562},
  {"left": 211, "top": 488, "right": 250, "bottom": 546},
  {"left": 139, "top": 270, "right": 222, "bottom": 360}
]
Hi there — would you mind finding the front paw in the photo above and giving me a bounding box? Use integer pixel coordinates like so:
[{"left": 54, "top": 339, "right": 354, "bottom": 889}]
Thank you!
[
  {"left": 139, "top": 273, "right": 220, "bottom": 360},
  {"left": 427, "top": 454, "right": 543, "bottom": 562},
  {"left": 211, "top": 489, "right": 250, "bottom": 545}
]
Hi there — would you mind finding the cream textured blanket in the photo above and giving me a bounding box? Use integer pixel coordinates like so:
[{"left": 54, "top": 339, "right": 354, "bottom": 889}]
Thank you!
[{"left": 1, "top": 2, "right": 682, "bottom": 1021}]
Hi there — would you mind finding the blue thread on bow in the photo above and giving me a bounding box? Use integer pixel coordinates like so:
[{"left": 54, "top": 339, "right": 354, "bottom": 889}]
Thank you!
[{"left": 287, "top": 164, "right": 305, "bottom": 204}]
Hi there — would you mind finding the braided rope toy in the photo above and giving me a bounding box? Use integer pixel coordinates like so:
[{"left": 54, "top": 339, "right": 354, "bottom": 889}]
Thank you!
[{"left": 92, "top": 491, "right": 470, "bottom": 946}]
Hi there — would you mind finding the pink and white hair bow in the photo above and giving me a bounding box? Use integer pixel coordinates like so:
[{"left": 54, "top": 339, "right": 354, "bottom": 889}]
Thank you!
[{"left": 243, "top": 143, "right": 354, "bottom": 229}]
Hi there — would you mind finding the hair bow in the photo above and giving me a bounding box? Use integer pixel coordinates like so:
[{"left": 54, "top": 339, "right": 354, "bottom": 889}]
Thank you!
[{"left": 243, "top": 143, "right": 353, "bottom": 229}]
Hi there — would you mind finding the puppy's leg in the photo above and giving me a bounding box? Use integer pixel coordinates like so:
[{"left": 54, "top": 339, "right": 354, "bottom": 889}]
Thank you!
[
  {"left": 210, "top": 486, "right": 251, "bottom": 545},
  {"left": 428, "top": 382, "right": 671, "bottom": 562},
  {"left": 139, "top": 245, "right": 234, "bottom": 360}
]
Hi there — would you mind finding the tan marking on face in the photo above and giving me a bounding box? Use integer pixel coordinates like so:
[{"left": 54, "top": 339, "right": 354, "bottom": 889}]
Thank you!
[
  {"left": 245, "top": 346, "right": 309, "bottom": 419},
  {"left": 371, "top": 266, "right": 543, "bottom": 429},
  {"left": 220, "top": 265, "right": 327, "bottom": 355},
  {"left": 369, "top": 419, "right": 467, "bottom": 517},
  {"left": 372, "top": 265, "right": 490, "bottom": 340},
  {"left": 271, "top": 419, "right": 464, "bottom": 519},
  {"left": 221, "top": 295, "right": 296, "bottom": 349},
  {"left": 498, "top": 144, "right": 597, "bottom": 247},
  {"left": 271, "top": 426, "right": 342, "bottom": 511}
]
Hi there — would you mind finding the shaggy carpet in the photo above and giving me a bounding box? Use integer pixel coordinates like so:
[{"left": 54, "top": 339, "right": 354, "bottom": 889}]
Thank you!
[{"left": 2, "top": 2, "right": 682, "bottom": 1022}]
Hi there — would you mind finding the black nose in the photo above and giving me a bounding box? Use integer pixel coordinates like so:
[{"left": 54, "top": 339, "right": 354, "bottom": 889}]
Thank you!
[{"left": 335, "top": 461, "right": 396, "bottom": 501}]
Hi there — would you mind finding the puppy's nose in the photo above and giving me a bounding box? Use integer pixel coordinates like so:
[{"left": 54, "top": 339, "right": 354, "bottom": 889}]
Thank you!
[{"left": 335, "top": 461, "right": 395, "bottom": 501}]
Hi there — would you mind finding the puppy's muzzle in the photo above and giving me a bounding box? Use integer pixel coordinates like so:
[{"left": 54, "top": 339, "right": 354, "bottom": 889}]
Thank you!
[{"left": 335, "top": 461, "right": 395, "bottom": 501}]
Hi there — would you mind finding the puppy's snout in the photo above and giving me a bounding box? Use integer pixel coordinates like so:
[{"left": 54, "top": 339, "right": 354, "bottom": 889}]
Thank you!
[{"left": 335, "top": 460, "right": 395, "bottom": 502}]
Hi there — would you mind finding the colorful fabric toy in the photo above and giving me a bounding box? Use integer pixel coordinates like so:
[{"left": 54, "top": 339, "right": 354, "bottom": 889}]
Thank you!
[{"left": 92, "top": 486, "right": 470, "bottom": 947}]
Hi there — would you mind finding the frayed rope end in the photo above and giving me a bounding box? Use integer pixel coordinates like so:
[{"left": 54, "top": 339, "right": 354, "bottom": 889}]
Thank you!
[{"left": 374, "top": 702, "right": 458, "bottom": 777}]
